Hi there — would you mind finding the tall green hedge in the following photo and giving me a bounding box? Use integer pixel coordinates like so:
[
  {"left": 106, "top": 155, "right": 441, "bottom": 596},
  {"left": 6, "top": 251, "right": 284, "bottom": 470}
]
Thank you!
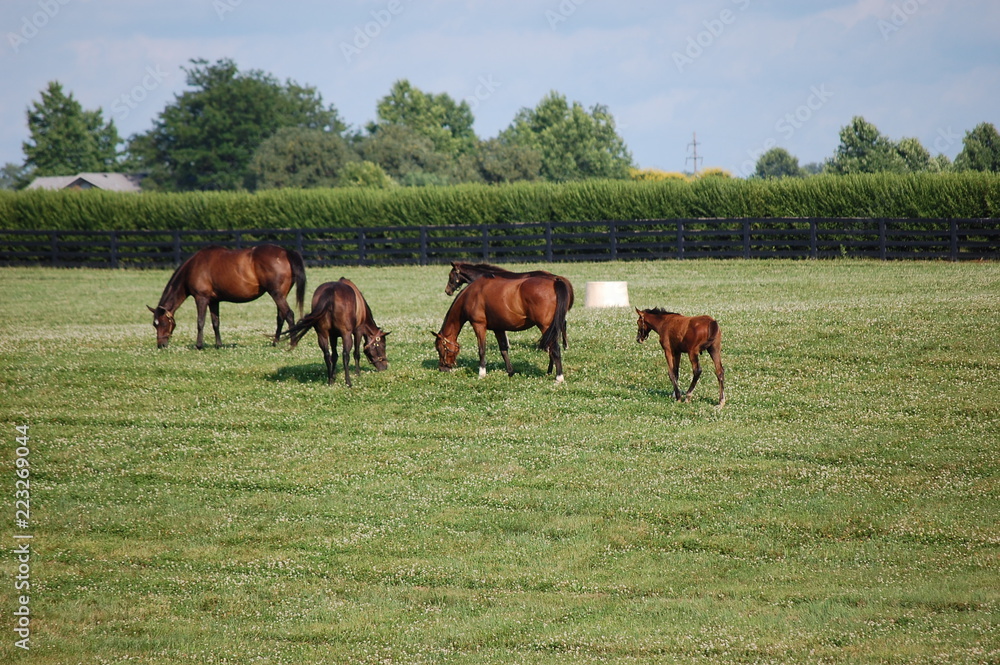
[{"left": 2, "top": 173, "right": 998, "bottom": 232}]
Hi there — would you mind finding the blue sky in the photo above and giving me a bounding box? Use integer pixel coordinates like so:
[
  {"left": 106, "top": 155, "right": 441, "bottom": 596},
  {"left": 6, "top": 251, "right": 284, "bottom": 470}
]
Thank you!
[{"left": 2, "top": 0, "right": 998, "bottom": 177}]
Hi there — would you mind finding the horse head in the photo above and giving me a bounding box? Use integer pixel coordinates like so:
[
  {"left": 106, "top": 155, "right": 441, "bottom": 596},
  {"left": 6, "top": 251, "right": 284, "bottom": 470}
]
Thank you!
[
  {"left": 431, "top": 331, "right": 459, "bottom": 371},
  {"left": 444, "top": 262, "right": 467, "bottom": 296},
  {"left": 148, "top": 305, "right": 176, "bottom": 348},
  {"left": 635, "top": 308, "right": 653, "bottom": 344},
  {"left": 363, "top": 329, "right": 390, "bottom": 371}
]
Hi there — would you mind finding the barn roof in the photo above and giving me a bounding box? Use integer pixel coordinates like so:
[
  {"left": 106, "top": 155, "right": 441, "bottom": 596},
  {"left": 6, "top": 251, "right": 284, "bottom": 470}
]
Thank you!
[{"left": 26, "top": 172, "right": 144, "bottom": 192}]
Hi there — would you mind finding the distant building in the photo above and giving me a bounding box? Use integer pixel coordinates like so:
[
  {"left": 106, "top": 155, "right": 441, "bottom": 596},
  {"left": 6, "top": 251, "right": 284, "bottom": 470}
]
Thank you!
[{"left": 26, "top": 172, "right": 144, "bottom": 193}]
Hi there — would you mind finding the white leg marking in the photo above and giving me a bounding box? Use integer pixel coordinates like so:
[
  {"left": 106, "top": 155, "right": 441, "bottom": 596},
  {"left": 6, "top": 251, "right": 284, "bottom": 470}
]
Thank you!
[{"left": 479, "top": 366, "right": 487, "bottom": 379}]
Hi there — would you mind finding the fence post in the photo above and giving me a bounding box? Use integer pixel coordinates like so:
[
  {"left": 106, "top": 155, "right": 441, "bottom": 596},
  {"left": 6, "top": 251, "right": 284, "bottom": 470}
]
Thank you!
[
  {"left": 234, "top": 231, "right": 243, "bottom": 250},
  {"left": 295, "top": 229, "right": 304, "bottom": 256},
  {"left": 879, "top": 219, "right": 886, "bottom": 260},
  {"left": 419, "top": 227, "right": 428, "bottom": 265},
  {"left": 676, "top": 220, "right": 684, "bottom": 259},
  {"left": 358, "top": 230, "right": 367, "bottom": 265},
  {"left": 50, "top": 231, "right": 59, "bottom": 266},
  {"left": 810, "top": 219, "right": 818, "bottom": 259},
  {"left": 545, "top": 223, "right": 553, "bottom": 262},
  {"left": 173, "top": 231, "right": 182, "bottom": 266},
  {"left": 950, "top": 219, "right": 958, "bottom": 261},
  {"left": 742, "top": 219, "right": 751, "bottom": 259},
  {"left": 481, "top": 226, "right": 490, "bottom": 261},
  {"left": 109, "top": 230, "right": 119, "bottom": 269},
  {"left": 609, "top": 221, "right": 618, "bottom": 260}
]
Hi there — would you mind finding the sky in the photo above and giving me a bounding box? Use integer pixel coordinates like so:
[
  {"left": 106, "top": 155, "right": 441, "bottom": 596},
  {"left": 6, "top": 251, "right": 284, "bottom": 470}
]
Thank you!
[{"left": 2, "top": 0, "right": 998, "bottom": 178}]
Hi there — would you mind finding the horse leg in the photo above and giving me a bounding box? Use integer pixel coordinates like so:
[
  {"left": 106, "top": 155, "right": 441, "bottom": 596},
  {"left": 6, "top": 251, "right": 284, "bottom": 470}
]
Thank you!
[
  {"left": 209, "top": 301, "right": 222, "bottom": 348},
  {"left": 353, "top": 331, "right": 362, "bottom": 375},
  {"left": 551, "top": 339, "right": 564, "bottom": 383},
  {"left": 663, "top": 348, "right": 683, "bottom": 400},
  {"left": 342, "top": 332, "right": 354, "bottom": 387},
  {"left": 194, "top": 296, "right": 209, "bottom": 349},
  {"left": 708, "top": 342, "right": 726, "bottom": 408},
  {"left": 317, "top": 330, "right": 335, "bottom": 385},
  {"left": 473, "top": 323, "right": 489, "bottom": 378},
  {"left": 271, "top": 293, "right": 294, "bottom": 345},
  {"left": 494, "top": 330, "right": 514, "bottom": 376},
  {"left": 685, "top": 350, "right": 703, "bottom": 403}
]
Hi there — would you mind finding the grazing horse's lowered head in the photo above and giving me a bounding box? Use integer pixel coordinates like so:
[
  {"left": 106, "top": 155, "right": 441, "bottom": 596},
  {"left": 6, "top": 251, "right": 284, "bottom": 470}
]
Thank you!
[
  {"left": 147, "top": 305, "right": 176, "bottom": 349},
  {"left": 431, "top": 331, "right": 460, "bottom": 371}
]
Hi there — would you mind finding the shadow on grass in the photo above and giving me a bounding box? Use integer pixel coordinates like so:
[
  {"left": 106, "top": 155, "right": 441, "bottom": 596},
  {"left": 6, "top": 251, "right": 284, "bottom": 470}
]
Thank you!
[{"left": 418, "top": 356, "right": 548, "bottom": 378}]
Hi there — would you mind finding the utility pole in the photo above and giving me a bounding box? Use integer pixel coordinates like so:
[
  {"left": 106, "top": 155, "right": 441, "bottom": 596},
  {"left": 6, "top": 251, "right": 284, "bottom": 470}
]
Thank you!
[{"left": 686, "top": 131, "right": 702, "bottom": 174}]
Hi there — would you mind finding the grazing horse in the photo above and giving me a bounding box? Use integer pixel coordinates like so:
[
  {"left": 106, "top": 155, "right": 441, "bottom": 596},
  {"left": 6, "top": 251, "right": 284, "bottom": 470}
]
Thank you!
[
  {"left": 444, "top": 261, "right": 574, "bottom": 348},
  {"left": 283, "top": 278, "right": 388, "bottom": 386},
  {"left": 636, "top": 307, "right": 726, "bottom": 407},
  {"left": 148, "top": 244, "right": 305, "bottom": 349},
  {"left": 433, "top": 274, "right": 571, "bottom": 382}
]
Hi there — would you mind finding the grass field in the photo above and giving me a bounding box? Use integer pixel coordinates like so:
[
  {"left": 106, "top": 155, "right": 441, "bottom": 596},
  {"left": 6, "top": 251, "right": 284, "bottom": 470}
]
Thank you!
[{"left": 1, "top": 259, "right": 998, "bottom": 664}]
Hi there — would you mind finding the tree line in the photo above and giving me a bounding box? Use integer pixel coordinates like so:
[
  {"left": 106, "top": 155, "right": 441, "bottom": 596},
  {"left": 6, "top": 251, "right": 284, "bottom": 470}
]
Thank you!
[{"left": 3, "top": 57, "right": 998, "bottom": 191}]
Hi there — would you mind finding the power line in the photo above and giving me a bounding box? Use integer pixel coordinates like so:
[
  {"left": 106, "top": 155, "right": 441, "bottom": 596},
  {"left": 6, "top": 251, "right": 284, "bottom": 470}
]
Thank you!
[{"left": 686, "top": 131, "right": 702, "bottom": 174}]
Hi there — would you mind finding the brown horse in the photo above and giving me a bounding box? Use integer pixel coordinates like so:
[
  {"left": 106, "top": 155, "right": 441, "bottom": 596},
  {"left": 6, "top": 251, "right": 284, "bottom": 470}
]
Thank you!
[
  {"left": 433, "top": 274, "right": 571, "bottom": 382},
  {"left": 636, "top": 307, "right": 726, "bottom": 407},
  {"left": 283, "top": 278, "right": 388, "bottom": 386},
  {"left": 149, "top": 245, "right": 305, "bottom": 349},
  {"left": 444, "top": 261, "right": 574, "bottom": 348}
]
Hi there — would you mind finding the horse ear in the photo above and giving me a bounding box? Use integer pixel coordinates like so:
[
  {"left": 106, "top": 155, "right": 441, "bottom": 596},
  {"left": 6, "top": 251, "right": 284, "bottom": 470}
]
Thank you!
[
  {"left": 147, "top": 305, "right": 157, "bottom": 314},
  {"left": 635, "top": 307, "right": 643, "bottom": 316}
]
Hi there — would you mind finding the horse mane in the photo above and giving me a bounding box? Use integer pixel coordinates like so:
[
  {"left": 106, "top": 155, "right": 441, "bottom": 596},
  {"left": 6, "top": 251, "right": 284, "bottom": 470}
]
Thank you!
[
  {"left": 456, "top": 262, "right": 516, "bottom": 276},
  {"left": 645, "top": 307, "right": 679, "bottom": 316},
  {"left": 157, "top": 253, "right": 201, "bottom": 308}
]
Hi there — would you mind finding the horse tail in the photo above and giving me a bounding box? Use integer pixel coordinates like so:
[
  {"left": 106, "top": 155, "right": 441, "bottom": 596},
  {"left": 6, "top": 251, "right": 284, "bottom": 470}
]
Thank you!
[
  {"left": 538, "top": 277, "right": 570, "bottom": 352},
  {"left": 282, "top": 311, "right": 314, "bottom": 349},
  {"left": 288, "top": 249, "right": 307, "bottom": 318}
]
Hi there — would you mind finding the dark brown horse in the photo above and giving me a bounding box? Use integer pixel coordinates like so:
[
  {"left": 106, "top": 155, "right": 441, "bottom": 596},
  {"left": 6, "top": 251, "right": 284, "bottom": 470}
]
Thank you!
[
  {"left": 636, "top": 307, "right": 726, "bottom": 407},
  {"left": 148, "top": 245, "right": 305, "bottom": 349},
  {"left": 283, "top": 278, "right": 388, "bottom": 386},
  {"left": 433, "top": 273, "right": 571, "bottom": 382},
  {"left": 444, "top": 261, "right": 574, "bottom": 348}
]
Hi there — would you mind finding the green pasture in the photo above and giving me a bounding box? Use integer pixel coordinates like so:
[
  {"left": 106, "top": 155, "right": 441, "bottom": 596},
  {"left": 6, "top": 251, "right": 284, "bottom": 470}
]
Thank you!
[{"left": 1, "top": 260, "right": 998, "bottom": 664}]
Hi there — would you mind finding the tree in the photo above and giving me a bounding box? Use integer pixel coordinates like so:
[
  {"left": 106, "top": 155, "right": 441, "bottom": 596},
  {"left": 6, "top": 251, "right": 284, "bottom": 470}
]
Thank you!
[
  {"left": 129, "top": 58, "right": 345, "bottom": 191},
  {"left": 357, "top": 123, "right": 450, "bottom": 183},
  {"left": 0, "top": 163, "right": 33, "bottom": 190},
  {"left": 954, "top": 122, "right": 1000, "bottom": 172},
  {"left": 370, "top": 79, "right": 477, "bottom": 157},
  {"left": 22, "top": 81, "right": 121, "bottom": 176},
  {"left": 500, "top": 92, "right": 633, "bottom": 181},
  {"left": 826, "top": 116, "right": 907, "bottom": 175},
  {"left": 337, "top": 161, "right": 396, "bottom": 188},
  {"left": 754, "top": 147, "right": 803, "bottom": 178},
  {"left": 476, "top": 139, "right": 542, "bottom": 184},
  {"left": 895, "top": 137, "right": 932, "bottom": 172},
  {"left": 247, "top": 127, "right": 356, "bottom": 190}
]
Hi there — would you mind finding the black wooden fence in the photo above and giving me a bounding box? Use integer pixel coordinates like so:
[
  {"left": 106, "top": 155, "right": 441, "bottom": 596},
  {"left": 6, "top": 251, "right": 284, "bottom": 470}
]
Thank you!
[{"left": 1, "top": 218, "right": 997, "bottom": 268}]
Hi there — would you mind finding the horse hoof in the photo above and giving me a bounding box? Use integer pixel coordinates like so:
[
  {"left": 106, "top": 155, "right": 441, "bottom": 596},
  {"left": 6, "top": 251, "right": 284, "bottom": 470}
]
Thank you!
[
  {"left": 555, "top": 374, "right": 565, "bottom": 384},
  {"left": 478, "top": 367, "right": 487, "bottom": 379}
]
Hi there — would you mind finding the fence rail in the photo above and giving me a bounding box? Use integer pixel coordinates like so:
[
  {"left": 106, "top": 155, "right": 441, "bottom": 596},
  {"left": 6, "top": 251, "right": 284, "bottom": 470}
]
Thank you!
[{"left": 1, "top": 218, "right": 997, "bottom": 268}]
